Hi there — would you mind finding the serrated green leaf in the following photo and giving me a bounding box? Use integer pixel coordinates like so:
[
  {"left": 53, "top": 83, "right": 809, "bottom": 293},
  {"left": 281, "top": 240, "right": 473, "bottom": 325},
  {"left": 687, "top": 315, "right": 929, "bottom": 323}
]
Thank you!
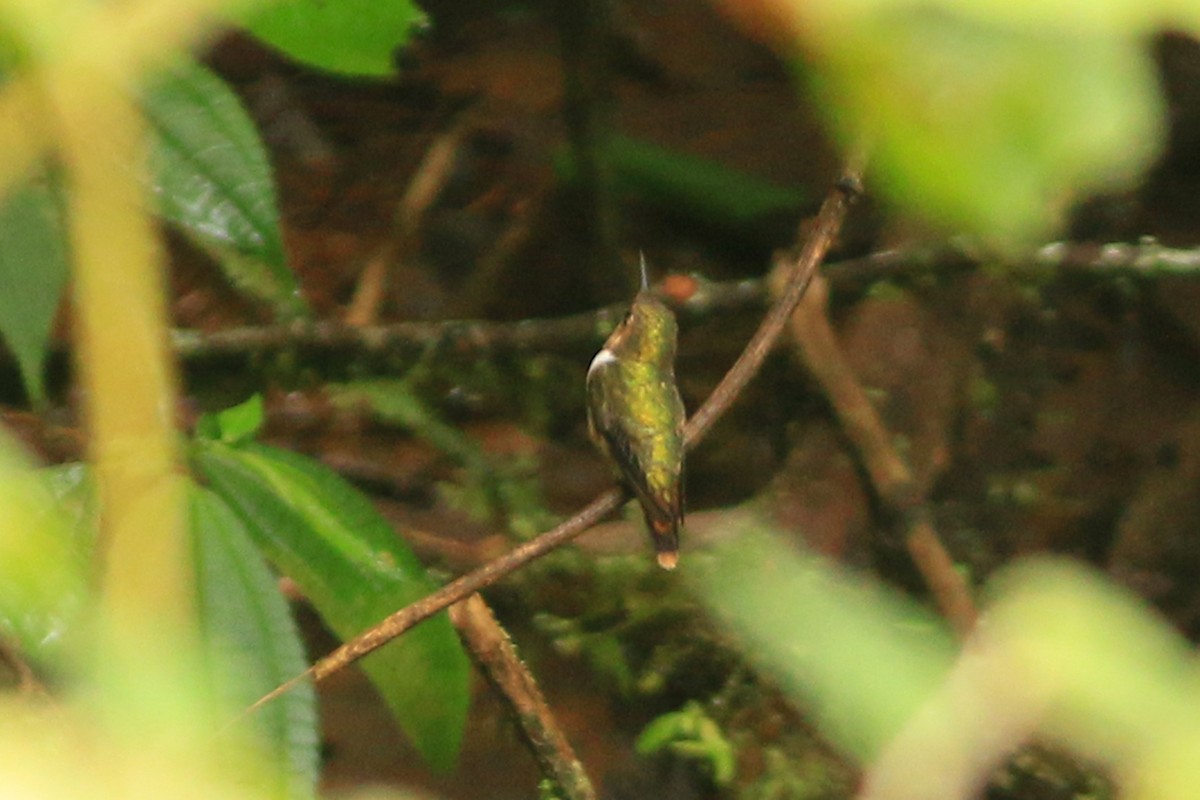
[
  {"left": 232, "top": 0, "right": 427, "bottom": 78},
  {"left": 0, "top": 179, "right": 69, "bottom": 405},
  {"left": 141, "top": 60, "right": 307, "bottom": 320},
  {"left": 190, "top": 482, "right": 319, "bottom": 799},
  {"left": 193, "top": 440, "right": 469, "bottom": 771}
]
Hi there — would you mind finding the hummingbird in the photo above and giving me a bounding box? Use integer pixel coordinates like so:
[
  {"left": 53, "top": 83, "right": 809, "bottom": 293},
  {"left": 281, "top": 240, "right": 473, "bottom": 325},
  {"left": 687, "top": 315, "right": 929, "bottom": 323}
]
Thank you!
[{"left": 586, "top": 255, "right": 686, "bottom": 569}]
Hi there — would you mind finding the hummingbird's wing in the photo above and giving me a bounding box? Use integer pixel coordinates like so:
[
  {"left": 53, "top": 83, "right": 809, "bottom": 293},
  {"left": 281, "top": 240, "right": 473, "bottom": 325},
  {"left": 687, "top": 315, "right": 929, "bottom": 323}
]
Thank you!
[{"left": 586, "top": 363, "right": 683, "bottom": 564}]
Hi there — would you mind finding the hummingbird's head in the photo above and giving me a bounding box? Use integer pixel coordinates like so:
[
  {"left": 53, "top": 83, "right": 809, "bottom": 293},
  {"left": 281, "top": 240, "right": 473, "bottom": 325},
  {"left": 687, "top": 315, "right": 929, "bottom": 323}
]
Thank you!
[{"left": 606, "top": 291, "right": 678, "bottom": 364}]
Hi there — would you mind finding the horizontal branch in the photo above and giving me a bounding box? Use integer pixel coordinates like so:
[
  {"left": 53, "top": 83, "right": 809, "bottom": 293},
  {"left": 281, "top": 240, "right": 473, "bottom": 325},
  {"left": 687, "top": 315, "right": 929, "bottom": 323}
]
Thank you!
[{"left": 170, "top": 238, "right": 1198, "bottom": 369}]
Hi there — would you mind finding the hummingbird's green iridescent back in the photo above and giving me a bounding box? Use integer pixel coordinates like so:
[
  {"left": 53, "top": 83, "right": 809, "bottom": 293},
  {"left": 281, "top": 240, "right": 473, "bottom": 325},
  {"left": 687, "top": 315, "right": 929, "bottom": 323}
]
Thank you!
[{"left": 587, "top": 288, "right": 686, "bottom": 569}]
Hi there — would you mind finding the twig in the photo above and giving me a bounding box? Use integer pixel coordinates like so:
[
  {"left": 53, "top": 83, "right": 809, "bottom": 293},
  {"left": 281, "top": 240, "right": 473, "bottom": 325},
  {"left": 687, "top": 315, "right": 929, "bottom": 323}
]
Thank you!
[
  {"left": 165, "top": 238, "right": 1200, "bottom": 371},
  {"left": 245, "top": 488, "right": 623, "bottom": 714},
  {"left": 450, "top": 594, "right": 596, "bottom": 800},
  {"left": 905, "top": 509, "right": 977, "bottom": 636},
  {"left": 1030, "top": 237, "right": 1200, "bottom": 277},
  {"left": 683, "top": 158, "right": 866, "bottom": 444},
  {"left": 244, "top": 159, "right": 864, "bottom": 716},
  {"left": 826, "top": 237, "right": 1200, "bottom": 285},
  {"left": 345, "top": 116, "right": 471, "bottom": 327},
  {"left": 774, "top": 270, "right": 977, "bottom": 636},
  {"left": 168, "top": 286, "right": 758, "bottom": 367},
  {"left": 169, "top": 309, "right": 626, "bottom": 364},
  {"left": 454, "top": 184, "right": 550, "bottom": 317}
]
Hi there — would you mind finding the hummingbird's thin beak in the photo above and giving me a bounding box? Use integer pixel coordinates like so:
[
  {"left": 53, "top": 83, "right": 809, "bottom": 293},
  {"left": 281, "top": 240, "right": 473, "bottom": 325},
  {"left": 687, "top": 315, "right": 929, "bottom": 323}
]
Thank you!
[{"left": 639, "top": 252, "right": 650, "bottom": 292}]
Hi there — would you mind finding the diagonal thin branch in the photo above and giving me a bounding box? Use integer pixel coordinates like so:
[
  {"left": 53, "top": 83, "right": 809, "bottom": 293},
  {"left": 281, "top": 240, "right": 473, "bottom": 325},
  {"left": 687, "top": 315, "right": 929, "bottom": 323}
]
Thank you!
[
  {"left": 684, "top": 159, "right": 865, "bottom": 445},
  {"left": 244, "top": 158, "right": 865, "bottom": 717},
  {"left": 243, "top": 489, "right": 624, "bottom": 715},
  {"left": 776, "top": 271, "right": 977, "bottom": 636}
]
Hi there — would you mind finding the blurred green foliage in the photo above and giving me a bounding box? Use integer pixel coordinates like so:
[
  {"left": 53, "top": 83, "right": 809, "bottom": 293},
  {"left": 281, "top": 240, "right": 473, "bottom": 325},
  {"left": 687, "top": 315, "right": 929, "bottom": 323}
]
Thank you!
[
  {"left": 695, "top": 522, "right": 1200, "bottom": 797},
  {"left": 637, "top": 701, "right": 737, "bottom": 786},
  {"left": 790, "top": 0, "right": 1200, "bottom": 244}
]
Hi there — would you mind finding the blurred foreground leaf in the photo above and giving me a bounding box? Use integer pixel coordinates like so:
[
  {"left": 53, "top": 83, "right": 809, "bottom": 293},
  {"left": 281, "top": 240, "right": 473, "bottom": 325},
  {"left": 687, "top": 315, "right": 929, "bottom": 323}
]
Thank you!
[
  {"left": 194, "top": 439, "right": 470, "bottom": 771},
  {"left": 0, "top": 691, "right": 271, "bottom": 800},
  {"left": 696, "top": 520, "right": 1200, "bottom": 799},
  {"left": 864, "top": 560, "right": 1200, "bottom": 799},
  {"left": 142, "top": 60, "right": 306, "bottom": 320},
  {"left": 710, "top": 0, "right": 1200, "bottom": 243},
  {"left": 42, "top": 614, "right": 292, "bottom": 800},
  {"left": 693, "top": 522, "right": 956, "bottom": 762},
  {"left": 807, "top": 6, "right": 1164, "bottom": 243},
  {"left": 0, "top": 433, "right": 88, "bottom": 669}
]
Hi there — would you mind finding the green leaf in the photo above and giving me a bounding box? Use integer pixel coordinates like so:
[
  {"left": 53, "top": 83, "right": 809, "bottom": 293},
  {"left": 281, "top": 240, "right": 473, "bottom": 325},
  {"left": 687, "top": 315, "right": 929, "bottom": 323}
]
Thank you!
[
  {"left": 806, "top": 8, "right": 1165, "bottom": 244},
  {"left": 190, "top": 482, "right": 319, "bottom": 799},
  {"left": 693, "top": 523, "right": 955, "bottom": 762},
  {"left": 193, "top": 440, "right": 470, "bottom": 771},
  {"left": 141, "top": 60, "right": 308, "bottom": 320},
  {"left": 0, "top": 435, "right": 89, "bottom": 668},
  {"left": 196, "top": 393, "right": 266, "bottom": 444},
  {"left": 232, "top": 0, "right": 427, "bottom": 78},
  {"left": 40, "top": 461, "right": 97, "bottom": 560},
  {"left": 636, "top": 702, "right": 736, "bottom": 786},
  {"left": 0, "top": 178, "right": 68, "bottom": 405}
]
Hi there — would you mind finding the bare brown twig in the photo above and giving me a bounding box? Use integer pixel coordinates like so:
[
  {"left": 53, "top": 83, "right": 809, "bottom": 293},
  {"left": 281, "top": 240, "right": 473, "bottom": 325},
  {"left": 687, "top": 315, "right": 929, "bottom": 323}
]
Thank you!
[
  {"left": 775, "top": 270, "right": 977, "bottom": 636},
  {"left": 245, "top": 159, "right": 864, "bottom": 716},
  {"left": 450, "top": 594, "right": 596, "bottom": 800},
  {"left": 684, "top": 160, "right": 865, "bottom": 444},
  {"left": 345, "top": 115, "right": 472, "bottom": 327},
  {"left": 245, "top": 489, "right": 624, "bottom": 713}
]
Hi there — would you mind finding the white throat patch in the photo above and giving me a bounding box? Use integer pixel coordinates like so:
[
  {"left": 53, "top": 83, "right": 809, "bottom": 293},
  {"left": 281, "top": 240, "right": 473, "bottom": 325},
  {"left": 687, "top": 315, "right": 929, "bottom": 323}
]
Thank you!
[{"left": 588, "top": 348, "right": 618, "bottom": 377}]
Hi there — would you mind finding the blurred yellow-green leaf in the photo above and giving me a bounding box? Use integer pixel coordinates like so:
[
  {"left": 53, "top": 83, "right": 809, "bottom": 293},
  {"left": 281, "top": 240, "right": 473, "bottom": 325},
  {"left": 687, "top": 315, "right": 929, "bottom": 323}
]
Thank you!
[
  {"left": 0, "top": 431, "right": 89, "bottom": 670},
  {"left": 806, "top": 7, "right": 1164, "bottom": 243},
  {"left": 693, "top": 521, "right": 956, "bottom": 762}
]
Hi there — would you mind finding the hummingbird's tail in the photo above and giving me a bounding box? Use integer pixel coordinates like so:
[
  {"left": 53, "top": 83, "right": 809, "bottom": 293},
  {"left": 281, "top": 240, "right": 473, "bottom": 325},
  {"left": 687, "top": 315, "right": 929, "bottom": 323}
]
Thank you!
[{"left": 647, "top": 516, "right": 680, "bottom": 570}]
